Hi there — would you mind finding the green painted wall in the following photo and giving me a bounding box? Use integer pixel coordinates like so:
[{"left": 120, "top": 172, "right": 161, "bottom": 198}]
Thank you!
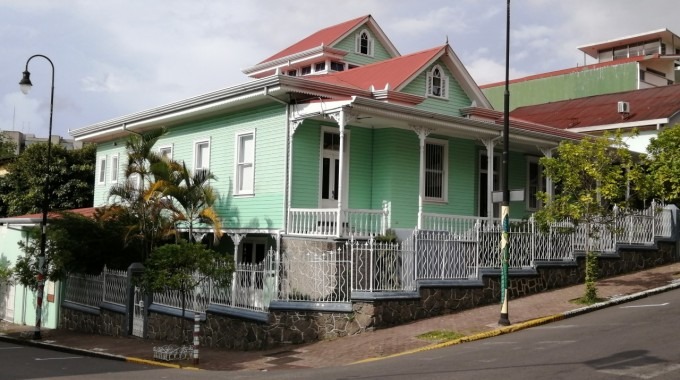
[
  {"left": 93, "top": 139, "right": 128, "bottom": 206},
  {"left": 347, "top": 126, "right": 373, "bottom": 210},
  {"left": 483, "top": 63, "right": 639, "bottom": 110},
  {"left": 333, "top": 29, "right": 395, "bottom": 66},
  {"left": 0, "top": 225, "right": 59, "bottom": 328},
  {"left": 95, "top": 104, "right": 288, "bottom": 231},
  {"left": 401, "top": 60, "right": 472, "bottom": 117},
  {"left": 290, "top": 120, "right": 323, "bottom": 209}
]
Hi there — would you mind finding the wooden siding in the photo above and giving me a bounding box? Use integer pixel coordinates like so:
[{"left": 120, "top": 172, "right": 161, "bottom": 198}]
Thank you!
[
  {"left": 483, "top": 63, "right": 639, "bottom": 110},
  {"left": 290, "top": 120, "right": 322, "bottom": 208},
  {"left": 333, "top": 30, "right": 394, "bottom": 66},
  {"left": 93, "top": 139, "right": 128, "bottom": 207},
  {"left": 347, "top": 126, "right": 373, "bottom": 210},
  {"left": 94, "top": 105, "right": 288, "bottom": 231},
  {"left": 401, "top": 60, "right": 472, "bottom": 116}
]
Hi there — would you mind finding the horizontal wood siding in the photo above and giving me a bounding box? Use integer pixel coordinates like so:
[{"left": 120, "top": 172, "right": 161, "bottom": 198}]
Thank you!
[
  {"left": 93, "top": 139, "right": 128, "bottom": 207},
  {"left": 422, "top": 137, "right": 477, "bottom": 216},
  {"left": 334, "top": 31, "right": 394, "bottom": 66},
  {"left": 401, "top": 60, "right": 472, "bottom": 116},
  {"left": 347, "top": 126, "right": 373, "bottom": 210},
  {"left": 290, "top": 120, "right": 322, "bottom": 208}
]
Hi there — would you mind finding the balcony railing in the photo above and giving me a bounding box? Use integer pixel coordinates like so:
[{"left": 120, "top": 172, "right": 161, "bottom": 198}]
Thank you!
[{"left": 287, "top": 207, "right": 389, "bottom": 238}]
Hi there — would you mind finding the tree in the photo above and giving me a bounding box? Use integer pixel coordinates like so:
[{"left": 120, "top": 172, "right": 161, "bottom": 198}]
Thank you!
[
  {"left": 0, "top": 143, "right": 95, "bottom": 217},
  {"left": 161, "top": 161, "right": 222, "bottom": 244},
  {"left": 108, "top": 129, "right": 173, "bottom": 260},
  {"left": 142, "top": 240, "right": 233, "bottom": 343},
  {"left": 536, "top": 133, "right": 643, "bottom": 303},
  {"left": 646, "top": 124, "right": 680, "bottom": 204},
  {"left": 0, "top": 132, "right": 16, "bottom": 159}
]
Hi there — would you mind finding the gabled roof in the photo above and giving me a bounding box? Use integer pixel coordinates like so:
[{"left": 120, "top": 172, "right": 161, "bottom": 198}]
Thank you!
[
  {"left": 257, "top": 15, "right": 399, "bottom": 65},
  {"left": 309, "top": 46, "right": 445, "bottom": 90},
  {"left": 510, "top": 84, "right": 680, "bottom": 130},
  {"left": 307, "top": 44, "right": 492, "bottom": 109},
  {"left": 0, "top": 207, "right": 97, "bottom": 225}
]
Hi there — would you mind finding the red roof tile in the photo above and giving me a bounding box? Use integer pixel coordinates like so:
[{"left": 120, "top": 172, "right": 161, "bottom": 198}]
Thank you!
[
  {"left": 510, "top": 84, "right": 680, "bottom": 129},
  {"left": 259, "top": 15, "right": 369, "bottom": 64},
  {"left": 6, "top": 207, "right": 97, "bottom": 221},
  {"left": 308, "top": 46, "right": 445, "bottom": 91}
]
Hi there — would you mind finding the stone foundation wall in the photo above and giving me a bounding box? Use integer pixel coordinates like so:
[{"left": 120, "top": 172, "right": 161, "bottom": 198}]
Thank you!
[
  {"left": 60, "top": 307, "right": 126, "bottom": 337},
  {"left": 59, "top": 241, "right": 677, "bottom": 350}
]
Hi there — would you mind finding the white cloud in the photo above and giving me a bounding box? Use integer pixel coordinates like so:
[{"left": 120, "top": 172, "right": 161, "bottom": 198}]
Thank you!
[{"left": 1, "top": 92, "right": 45, "bottom": 135}]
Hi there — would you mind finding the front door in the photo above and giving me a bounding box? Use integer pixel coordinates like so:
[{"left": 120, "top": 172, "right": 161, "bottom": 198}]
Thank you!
[{"left": 321, "top": 150, "right": 340, "bottom": 208}]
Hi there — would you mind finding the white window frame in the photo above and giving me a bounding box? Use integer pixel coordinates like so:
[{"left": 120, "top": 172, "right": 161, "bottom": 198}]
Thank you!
[
  {"left": 234, "top": 130, "right": 256, "bottom": 196},
  {"left": 158, "top": 144, "right": 174, "bottom": 161},
  {"left": 193, "top": 138, "right": 211, "bottom": 173},
  {"left": 426, "top": 65, "right": 449, "bottom": 99},
  {"left": 110, "top": 154, "right": 119, "bottom": 183},
  {"left": 98, "top": 156, "right": 107, "bottom": 184},
  {"left": 424, "top": 138, "right": 448, "bottom": 203},
  {"left": 355, "top": 29, "right": 374, "bottom": 56},
  {"left": 526, "top": 156, "right": 544, "bottom": 211}
]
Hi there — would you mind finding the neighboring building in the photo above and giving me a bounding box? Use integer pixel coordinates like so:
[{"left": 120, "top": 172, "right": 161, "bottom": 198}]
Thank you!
[
  {"left": 482, "top": 29, "right": 680, "bottom": 110},
  {"left": 510, "top": 84, "right": 680, "bottom": 152},
  {"left": 0, "top": 208, "right": 96, "bottom": 327},
  {"left": 70, "top": 15, "right": 586, "bottom": 262},
  {"left": 1, "top": 130, "right": 84, "bottom": 156}
]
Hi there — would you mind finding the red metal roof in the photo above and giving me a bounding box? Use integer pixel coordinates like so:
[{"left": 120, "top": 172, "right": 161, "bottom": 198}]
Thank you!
[
  {"left": 307, "top": 46, "right": 445, "bottom": 91},
  {"left": 6, "top": 207, "right": 98, "bottom": 221},
  {"left": 510, "top": 84, "right": 680, "bottom": 129},
  {"left": 480, "top": 56, "right": 649, "bottom": 89},
  {"left": 259, "top": 15, "right": 369, "bottom": 64}
]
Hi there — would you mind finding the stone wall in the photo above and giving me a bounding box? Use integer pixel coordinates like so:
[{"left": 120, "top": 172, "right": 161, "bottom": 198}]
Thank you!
[
  {"left": 59, "top": 241, "right": 677, "bottom": 350},
  {"left": 60, "top": 306, "right": 126, "bottom": 336}
]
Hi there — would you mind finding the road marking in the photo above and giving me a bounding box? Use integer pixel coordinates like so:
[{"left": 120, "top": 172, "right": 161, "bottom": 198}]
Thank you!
[
  {"left": 620, "top": 303, "right": 669, "bottom": 309},
  {"left": 35, "top": 356, "right": 83, "bottom": 361}
]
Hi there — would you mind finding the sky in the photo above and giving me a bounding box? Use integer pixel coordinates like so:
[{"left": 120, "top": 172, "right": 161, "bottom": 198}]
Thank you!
[{"left": 1, "top": 0, "right": 678, "bottom": 139}]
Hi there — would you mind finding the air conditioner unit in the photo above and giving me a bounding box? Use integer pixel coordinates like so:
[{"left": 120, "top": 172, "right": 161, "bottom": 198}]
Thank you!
[{"left": 618, "top": 101, "right": 630, "bottom": 114}]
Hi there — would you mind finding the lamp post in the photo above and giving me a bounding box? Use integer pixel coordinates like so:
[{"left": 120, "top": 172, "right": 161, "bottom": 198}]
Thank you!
[
  {"left": 498, "top": 0, "right": 511, "bottom": 326},
  {"left": 19, "top": 54, "right": 55, "bottom": 340}
]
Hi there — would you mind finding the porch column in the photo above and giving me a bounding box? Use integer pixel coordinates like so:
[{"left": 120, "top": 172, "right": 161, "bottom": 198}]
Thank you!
[
  {"left": 329, "top": 109, "right": 356, "bottom": 237},
  {"left": 481, "top": 137, "right": 501, "bottom": 218},
  {"left": 540, "top": 147, "right": 554, "bottom": 203},
  {"left": 411, "top": 126, "right": 432, "bottom": 229},
  {"left": 286, "top": 119, "right": 303, "bottom": 234}
]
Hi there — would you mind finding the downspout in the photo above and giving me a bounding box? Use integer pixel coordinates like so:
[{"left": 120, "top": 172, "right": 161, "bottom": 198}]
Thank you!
[{"left": 264, "top": 87, "right": 291, "bottom": 236}]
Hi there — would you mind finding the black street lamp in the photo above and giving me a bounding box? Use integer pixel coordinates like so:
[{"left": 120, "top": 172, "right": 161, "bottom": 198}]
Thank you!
[
  {"left": 19, "top": 54, "right": 55, "bottom": 340},
  {"left": 498, "top": 0, "right": 511, "bottom": 326}
]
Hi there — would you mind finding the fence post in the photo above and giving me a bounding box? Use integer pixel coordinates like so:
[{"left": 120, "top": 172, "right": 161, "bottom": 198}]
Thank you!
[
  {"left": 193, "top": 312, "right": 200, "bottom": 365},
  {"left": 530, "top": 215, "right": 535, "bottom": 266},
  {"left": 369, "top": 238, "right": 374, "bottom": 292},
  {"left": 651, "top": 200, "right": 657, "bottom": 243}
]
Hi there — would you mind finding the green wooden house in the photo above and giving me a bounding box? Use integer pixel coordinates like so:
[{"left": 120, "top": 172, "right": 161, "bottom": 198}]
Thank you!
[{"left": 70, "top": 15, "right": 585, "bottom": 262}]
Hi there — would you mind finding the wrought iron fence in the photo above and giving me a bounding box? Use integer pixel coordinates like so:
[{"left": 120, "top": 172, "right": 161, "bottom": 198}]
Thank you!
[
  {"left": 351, "top": 237, "right": 416, "bottom": 291},
  {"left": 102, "top": 266, "right": 127, "bottom": 306},
  {"left": 209, "top": 254, "right": 274, "bottom": 313},
  {"left": 63, "top": 272, "right": 104, "bottom": 308},
  {"left": 152, "top": 272, "right": 211, "bottom": 314},
  {"left": 277, "top": 246, "right": 352, "bottom": 303}
]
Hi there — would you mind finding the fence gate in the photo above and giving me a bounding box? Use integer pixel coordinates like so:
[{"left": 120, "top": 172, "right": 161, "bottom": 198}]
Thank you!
[{"left": 131, "top": 286, "right": 145, "bottom": 338}]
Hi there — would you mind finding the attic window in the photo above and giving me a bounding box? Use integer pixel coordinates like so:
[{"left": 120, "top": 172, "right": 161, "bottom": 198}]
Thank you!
[
  {"left": 330, "top": 61, "right": 345, "bottom": 71},
  {"left": 301, "top": 66, "right": 312, "bottom": 75},
  {"left": 355, "top": 29, "right": 374, "bottom": 56},
  {"left": 426, "top": 65, "right": 448, "bottom": 99}
]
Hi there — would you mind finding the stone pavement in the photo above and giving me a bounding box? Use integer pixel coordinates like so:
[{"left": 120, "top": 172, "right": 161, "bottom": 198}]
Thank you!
[{"left": 2, "top": 262, "right": 680, "bottom": 372}]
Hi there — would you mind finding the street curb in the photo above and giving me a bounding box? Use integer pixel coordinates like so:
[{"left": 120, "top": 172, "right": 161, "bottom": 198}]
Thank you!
[
  {"left": 352, "top": 280, "right": 680, "bottom": 365},
  {"left": 0, "top": 333, "right": 199, "bottom": 370}
]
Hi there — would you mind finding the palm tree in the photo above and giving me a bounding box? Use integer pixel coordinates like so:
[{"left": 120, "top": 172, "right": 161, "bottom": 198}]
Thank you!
[
  {"left": 108, "top": 129, "right": 172, "bottom": 260},
  {"left": 161, "top": 161, "right": 222, "bottom": 244}
]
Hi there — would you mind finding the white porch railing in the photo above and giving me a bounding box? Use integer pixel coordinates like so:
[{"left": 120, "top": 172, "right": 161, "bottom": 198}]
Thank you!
[{"left": 288, "top": 207, "right": 389, "bottom": 238}]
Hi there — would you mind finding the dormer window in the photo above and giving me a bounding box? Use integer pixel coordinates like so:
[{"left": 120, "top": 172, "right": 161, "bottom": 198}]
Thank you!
[
  {"left": 355, "top": 29, "right": 374, "bottom": 56},
  {"left": 426, "top": 65, "right": 448, "bottom": 99},
  {"left": 301, "top": 65, "right": 312, "bottom": 75}
]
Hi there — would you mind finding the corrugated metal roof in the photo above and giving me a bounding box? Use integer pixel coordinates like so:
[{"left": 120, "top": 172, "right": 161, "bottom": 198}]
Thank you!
[
  {"left": 3, "top": 207, "right": 97, "bottom": 221},
  {"left": 307, "top": 46, "right": 444, "bottom": 90},
  {"left": 258, "top": 15, "right": 369, "bottom": 64},
  {"left": 510, "top": 84, "right": 680, "bottom": 129}
]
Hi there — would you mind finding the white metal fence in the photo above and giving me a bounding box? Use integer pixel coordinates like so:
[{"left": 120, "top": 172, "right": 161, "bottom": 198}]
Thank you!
[{"left": 63, "top": 204, "right": 674, "bottom": 313}]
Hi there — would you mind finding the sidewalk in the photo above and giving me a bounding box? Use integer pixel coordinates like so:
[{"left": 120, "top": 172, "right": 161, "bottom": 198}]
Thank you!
[{"left": 2, "top": 263, "right": 680, "bottom": 372}]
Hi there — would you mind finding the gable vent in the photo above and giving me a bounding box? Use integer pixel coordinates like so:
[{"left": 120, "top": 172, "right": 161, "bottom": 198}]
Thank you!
[{"left": 618, "top": 101, "right": 630, "bottom": 114}]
